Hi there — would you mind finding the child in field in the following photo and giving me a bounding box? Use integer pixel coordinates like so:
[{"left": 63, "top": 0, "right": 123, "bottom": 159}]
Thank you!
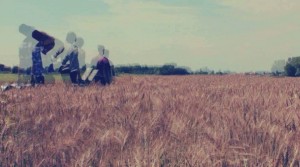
[
  {"left": 61, "top": 34, "right": 82, "bottom": 84},
  {"left": 81, "top": 45, "right": 114, "bottom": 85},
  {"left": 19, "top": 24, "right": 65, "bottom": 85},
  {"left": 31, "top": 45, "right": 45, "bottom": 84},
  {"left": 95, "top": 46, "right": 112, "bottom": 85}
]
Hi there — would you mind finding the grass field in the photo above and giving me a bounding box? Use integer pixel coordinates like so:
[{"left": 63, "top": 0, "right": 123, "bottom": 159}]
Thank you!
[
  {"left": 0, "top": 73, "right": 70, "bottom": 83},
  {"left": 0, "top": 73, "right": 19, "bottom": 82},
  {"left": 1, "top": 75, "right": 300, "bottom": 166}
]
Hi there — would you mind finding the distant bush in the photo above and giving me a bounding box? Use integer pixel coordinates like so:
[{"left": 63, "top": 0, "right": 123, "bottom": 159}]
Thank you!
[
  {"left": 0, "top": 64, "right": 4, "bottom": 71},
  {"left": 283, "top": 57, "right": 300, "bottom": 77},
  {"left": 11, "top": 66, "right": 19, "bottom": 74},
  {"left": 194, "top": 70, "right": 209, "bottom": 75},
  {"left": 284, "top": 63, "right": 297, "bottom": 77},
  {"left": 114, "top": 64, "right": 190, "bottom": 75}
]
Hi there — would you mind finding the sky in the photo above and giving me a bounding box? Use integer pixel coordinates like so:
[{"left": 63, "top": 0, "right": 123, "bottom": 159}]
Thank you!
[{"left": 0, "top": 0, "right": 300, "bottom": 72}]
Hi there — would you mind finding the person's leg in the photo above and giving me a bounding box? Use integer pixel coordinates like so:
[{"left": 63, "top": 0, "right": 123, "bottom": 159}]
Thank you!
[
  {"left": 100, "top": 77, "right": 106, "bottom": 85},
  {"left": 70, "top": 71, "right": 77, "bottom": 84},
  {"left": 105, "top": 64, "right": 112, "bottom": 84},
  {"left": 36, "top": 75, "right": 45, "bottom": 84},
  {"left": 32, "top": 46, "right": 44, "bottom": 85},
  {"left": 77, "top": 71, "right": 83, "bottom": 84},
  {"left": 94, "top": 68, "right": 103, "bottom": 84},
  {"left": 30, "top": 75, "right": 36, "bottom": 85},
  {"left": 100, "top": 64, "right": 108, "bottom": 85},
  {"left": 94, "top": 75, "right": 99, "bottom": 83}
]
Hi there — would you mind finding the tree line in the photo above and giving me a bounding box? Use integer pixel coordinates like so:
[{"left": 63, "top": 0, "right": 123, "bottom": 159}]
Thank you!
[
  {"left": 272, "top": 56, "right": 300, "bottom": 77},
  {"left": 0, "top": 63, "right": 233, "bottom": 75}
]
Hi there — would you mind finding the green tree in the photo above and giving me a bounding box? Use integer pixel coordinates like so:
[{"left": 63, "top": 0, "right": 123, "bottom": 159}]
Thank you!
[{"left": 284, "top": 63, "right": 296, "bottom": 77}]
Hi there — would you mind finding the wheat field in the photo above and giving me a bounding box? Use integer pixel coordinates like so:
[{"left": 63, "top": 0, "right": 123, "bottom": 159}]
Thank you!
[{"left": 1, "top": 75, "right": 300, "bottom": 166}]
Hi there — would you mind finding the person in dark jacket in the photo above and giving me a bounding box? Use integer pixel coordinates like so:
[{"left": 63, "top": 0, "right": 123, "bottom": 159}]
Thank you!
[
  {"left": 94, "top": 46, "right": 112, "bottom": 85},
  {"left": 61, "top": 43, "right": 82, "bottom": 84},
  {"left": 31, "top": 45, "right": 45, "bottom": 84}
]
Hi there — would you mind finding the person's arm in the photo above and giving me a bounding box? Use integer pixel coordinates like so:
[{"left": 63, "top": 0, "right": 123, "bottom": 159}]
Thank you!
[
  {"left": 47, "top": 39, "right": 64, "bottom": 59},
  {"left": 61, "top": 55, "right": 70, "bottom": 65}
]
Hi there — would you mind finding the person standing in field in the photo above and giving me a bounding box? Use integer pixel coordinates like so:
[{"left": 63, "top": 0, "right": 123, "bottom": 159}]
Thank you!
[
  {"left": 19, "top": 24, "right": 65, "bottom": 85},
  {"left": 94, "top": 45, "right": 112, "bottom": 85},
  {"left": 31, "top": 45, "right": 45, "bottom": 84},
  {"left": 60, "top": 33, "right": 82, "bottom": 84}
]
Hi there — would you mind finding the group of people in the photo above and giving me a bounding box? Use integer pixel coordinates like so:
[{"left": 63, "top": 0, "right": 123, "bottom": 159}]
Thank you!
[{"left": 18, "top": 24, "right": 114, "bottom": 86}]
